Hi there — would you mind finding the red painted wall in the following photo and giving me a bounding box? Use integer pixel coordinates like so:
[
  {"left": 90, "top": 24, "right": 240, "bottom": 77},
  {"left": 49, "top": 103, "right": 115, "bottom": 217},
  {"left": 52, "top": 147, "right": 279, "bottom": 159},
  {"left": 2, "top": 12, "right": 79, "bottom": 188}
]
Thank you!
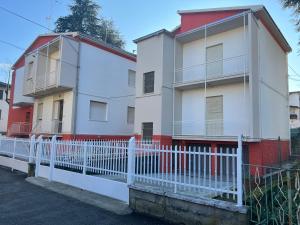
[
  {"left": 7, "top": 71, "right": 33, "bottom": 135},
  {"left": 177, "top": 10, "right": 244, "bottom": 34}
]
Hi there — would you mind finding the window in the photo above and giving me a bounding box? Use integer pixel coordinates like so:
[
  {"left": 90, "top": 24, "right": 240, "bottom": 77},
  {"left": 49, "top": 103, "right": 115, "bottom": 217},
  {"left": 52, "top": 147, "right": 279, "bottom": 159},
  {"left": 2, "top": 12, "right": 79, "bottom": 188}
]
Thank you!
[
  {"left": 206, "top": 96, "right": 223, "bottom": 136},
  {"left": 206, "top": 44, "right": 223, "bottom": 78},
  {"left": 0, "top": 90, "right": 3, "bottom": 100},
  {"left": 89, "top": 101, "right": 107, "bottom": 121},
  {"left": 128, "top": 70, "right": 136, "bottom": 88},
  {"left": 0, "top": 109, "right": 2, "bottom": 120},
  {"left": 27, "top": 61, "right": 34, "bottom": 78},
  {"left": 127, "top": 106, "right": 135, "bottom": 124},
  {"left": 37, "top": 103, "right": 43, "bottom": 121},
  {"left": 143, "top": 71, "right": 154, "bottom": 94},
  {"left": 142, "top": 122, "right": 153, "bottom": 141},
  {"left": 290, "top": 114, "right": 298, "bottom": 120}
]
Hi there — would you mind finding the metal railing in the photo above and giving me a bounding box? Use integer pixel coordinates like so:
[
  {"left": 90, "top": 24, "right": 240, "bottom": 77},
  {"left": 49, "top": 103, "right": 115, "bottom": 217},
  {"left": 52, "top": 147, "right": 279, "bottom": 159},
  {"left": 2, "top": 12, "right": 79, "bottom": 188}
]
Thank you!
[
  {"left": 174, "top": 119, "right": 224, "bottom": 136},
  {"left": 0, "top": 135, "right": 243, "bottom": 206},
  {"left": 51, "top": 119, "right": 63, "bottom": 134},
  {"left": 174, "top": 55, "right": 248, "bottom": 85},
  {"left": 128, "top": 137, "right": 243, "bottom": 205},
  {"left": 243, "top": 164, "right": 300, "bottom": 225},
  {"left": 8, "top": 122, "right": 32, "bottom": 136}
]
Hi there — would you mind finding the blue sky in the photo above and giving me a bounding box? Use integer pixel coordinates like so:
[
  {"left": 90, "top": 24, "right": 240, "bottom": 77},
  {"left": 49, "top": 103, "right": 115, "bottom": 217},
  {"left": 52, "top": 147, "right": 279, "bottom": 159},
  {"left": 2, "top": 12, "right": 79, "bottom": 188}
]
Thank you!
[{"left": 0, "top": 0, "right": 299, "bottom": 91}]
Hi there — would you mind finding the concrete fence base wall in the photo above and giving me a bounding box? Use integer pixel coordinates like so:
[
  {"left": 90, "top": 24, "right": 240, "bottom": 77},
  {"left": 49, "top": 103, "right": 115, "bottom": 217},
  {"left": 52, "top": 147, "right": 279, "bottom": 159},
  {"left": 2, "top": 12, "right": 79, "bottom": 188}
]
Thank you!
[
  {"left": 38, "top": 165, "right": 129, "bottom": 203},
  {"left": 0, "top": 156, "right": 29, "bottom": 173},
  {"left": 129, "top": 186, "right": 249, "bottom": 225}
]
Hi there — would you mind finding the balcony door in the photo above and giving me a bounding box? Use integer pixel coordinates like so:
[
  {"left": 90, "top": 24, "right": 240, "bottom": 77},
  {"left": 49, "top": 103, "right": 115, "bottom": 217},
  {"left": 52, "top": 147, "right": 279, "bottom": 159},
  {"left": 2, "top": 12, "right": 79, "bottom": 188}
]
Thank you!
[
  {"left": 53, "top": 100, "right": 63, "bottom": 133},
  {"left": 206, "top": 96, "right": 223, "bottom": 136},
  {"left": 206, "top": 44, "right": 223, "bottom": 79},
  {"left": 48, "top": 51, "right": 59, "bottom": 87}
]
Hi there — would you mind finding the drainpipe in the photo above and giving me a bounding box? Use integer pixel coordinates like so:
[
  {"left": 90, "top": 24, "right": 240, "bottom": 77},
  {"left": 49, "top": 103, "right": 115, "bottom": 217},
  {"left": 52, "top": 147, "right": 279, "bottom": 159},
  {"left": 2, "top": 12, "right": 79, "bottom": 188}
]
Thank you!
[{"left": 71, "top": 38, "right": 81, "bottom": 138}]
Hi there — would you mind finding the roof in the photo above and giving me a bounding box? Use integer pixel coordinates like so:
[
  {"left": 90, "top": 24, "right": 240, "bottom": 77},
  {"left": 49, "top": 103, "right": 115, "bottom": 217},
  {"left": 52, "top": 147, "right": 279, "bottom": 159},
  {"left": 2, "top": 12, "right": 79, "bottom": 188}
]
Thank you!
[
  {"left": 289, "top": 91, "right": 300, "bottom": 95},
  {"left": 177, "top": 5, "right": 263, "bottom": 14},
  {"left": 133, "top": 29, "right": 174, "bottom": 43},
  {"left": 13, "top": 32, "right": 136, "bottom": 69},
  {"left": 134, "top": 5, "right": 291, "bottom": 52}
]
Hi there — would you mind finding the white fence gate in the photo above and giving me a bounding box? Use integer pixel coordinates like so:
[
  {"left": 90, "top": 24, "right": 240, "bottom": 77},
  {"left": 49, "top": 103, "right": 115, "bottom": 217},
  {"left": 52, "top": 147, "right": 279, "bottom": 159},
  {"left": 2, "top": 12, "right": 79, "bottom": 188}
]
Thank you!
[{"left": 0, "top": 135, "right": 243, "bottom": 206}]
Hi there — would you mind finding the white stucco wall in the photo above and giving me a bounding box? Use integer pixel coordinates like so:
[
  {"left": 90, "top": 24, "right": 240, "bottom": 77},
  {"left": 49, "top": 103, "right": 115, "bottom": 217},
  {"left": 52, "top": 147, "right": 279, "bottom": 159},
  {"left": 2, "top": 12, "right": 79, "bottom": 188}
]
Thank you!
[
  {"left": 134, "top": 33, "right": 174, "bottom": 136},
  {"left": 289, "top": 93, "right": 300, "bottom": 107},
  {"left": 14, "top": 67, "right": 34, "bottom": 105},
  {"left": 258, "top": 20, "right": 289, "bottom": 140},
  {"left": 0, "top": 86, "right": 9, "bottom": 133},
  {"left": 75, "top": 42, "right": 136, "bottom": 135},
  {"left": 181, "top": 83, "right": 250, "bottom": 137}
]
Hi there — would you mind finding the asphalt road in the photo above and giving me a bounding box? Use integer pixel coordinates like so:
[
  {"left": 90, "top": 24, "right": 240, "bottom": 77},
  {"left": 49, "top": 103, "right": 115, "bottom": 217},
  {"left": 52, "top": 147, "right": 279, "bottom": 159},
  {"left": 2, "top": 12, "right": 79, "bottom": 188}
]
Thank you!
[{"left": 0, "top": 167, "right": 169, "bottom": 225}]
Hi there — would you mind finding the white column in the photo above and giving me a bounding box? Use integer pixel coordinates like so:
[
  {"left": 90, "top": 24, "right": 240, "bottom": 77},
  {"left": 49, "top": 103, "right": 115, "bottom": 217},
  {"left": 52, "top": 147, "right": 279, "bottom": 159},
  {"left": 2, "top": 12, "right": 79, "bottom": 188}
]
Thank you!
[
  {"left": 236, "top": 134, "right": 243, "bottom": 207},
  {"left": 35, "top": 135, "right": 43, "bottom": 177},
  {"left": 127, "top": 137, "right": 136, "bottom": 185},
  {"left": 29, "top": 135, "right": 36, "bottom": 163},
  {"left": 82, "top": 142, "right": 88, "bottom": 175}
]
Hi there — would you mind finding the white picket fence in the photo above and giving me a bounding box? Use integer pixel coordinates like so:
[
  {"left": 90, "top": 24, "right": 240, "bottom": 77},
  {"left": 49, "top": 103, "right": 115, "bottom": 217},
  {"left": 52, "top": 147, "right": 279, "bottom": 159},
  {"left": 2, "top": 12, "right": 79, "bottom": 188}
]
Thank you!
[{"left": 0, "top": 135, "right": 243, "bottom": 206}]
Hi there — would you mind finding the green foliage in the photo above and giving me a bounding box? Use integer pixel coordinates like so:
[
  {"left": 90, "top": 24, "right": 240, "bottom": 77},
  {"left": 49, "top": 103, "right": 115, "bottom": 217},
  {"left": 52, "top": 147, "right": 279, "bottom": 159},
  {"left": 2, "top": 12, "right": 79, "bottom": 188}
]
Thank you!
[
  {"left": 281, "top": 0, "right": 300, "bottom": 45},
  {"left": 55, "top": 0, "right": 125, "bottom": 48}
]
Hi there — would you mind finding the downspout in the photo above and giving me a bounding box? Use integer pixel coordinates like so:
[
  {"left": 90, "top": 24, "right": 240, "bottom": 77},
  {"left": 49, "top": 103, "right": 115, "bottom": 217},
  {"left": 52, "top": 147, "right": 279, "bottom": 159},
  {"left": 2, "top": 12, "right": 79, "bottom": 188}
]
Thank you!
[
  {"left": 5, "top": 68, "right": 11, "bottom": 104},
  {"left": 71, "top": 38, "right": 81, "bottom": 138}
]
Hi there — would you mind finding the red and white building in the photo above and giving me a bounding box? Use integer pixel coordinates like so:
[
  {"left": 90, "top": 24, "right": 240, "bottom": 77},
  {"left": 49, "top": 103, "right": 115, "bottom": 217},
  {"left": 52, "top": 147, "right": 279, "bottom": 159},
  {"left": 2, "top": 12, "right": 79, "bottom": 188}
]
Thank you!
[
  {"left": 133, "top": 5, "right": 291, "bottom": 166},
  {"left": 7, "top": 32, "right": 136, "bottom": 140}
]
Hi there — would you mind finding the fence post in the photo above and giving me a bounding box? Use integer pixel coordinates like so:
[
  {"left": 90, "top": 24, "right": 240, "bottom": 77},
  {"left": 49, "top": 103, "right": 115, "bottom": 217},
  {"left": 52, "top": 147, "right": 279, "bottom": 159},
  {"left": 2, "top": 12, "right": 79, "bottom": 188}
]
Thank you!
[
  {"left": 237, "top": 134, "right": 243, "bottom": 207},
  {"left": 29, "top": 135, "right": 36, "bottom": 163},
  {"left": 12, "top": 137, "right": 17, "bottom": 159},
  {"left": 174, "top": 145, "right": 178, "bottom": 193},
  {"left": 35, "top": 135, "right": 43, "bottom": 177},
  {"left": 83, "top": 142, "right": 88, "bottom": 175},
  {"left": 127, "top": 137, "right": 136, "bottom": 185},
  {"left": 49, "top": 135, "right": 57, "bottom": 181}
]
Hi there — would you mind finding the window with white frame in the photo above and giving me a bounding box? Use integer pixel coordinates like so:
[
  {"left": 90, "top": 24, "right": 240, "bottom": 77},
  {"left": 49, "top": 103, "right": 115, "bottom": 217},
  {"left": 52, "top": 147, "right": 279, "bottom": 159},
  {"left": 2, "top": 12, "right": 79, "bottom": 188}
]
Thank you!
[
  {"left": 205, "top": 96, "right": 223, "bottom": 136},
  {"left": 143, "top": 71, "right": 154, "bottom": 94},
  {"left": 206, "top": 44, "right": 223, "bottom": 79},
  {"left": 127, "top": 106, "right": 135, "bottom": 124},
  {"left": 37, "top": 103, "right": 43, "bottom": 121},
  {"left": 89, "top": 101, "right": 107, "bottom": 121},
  {"left": 128, "top": 70, "right": 136, "bottom": 88}
]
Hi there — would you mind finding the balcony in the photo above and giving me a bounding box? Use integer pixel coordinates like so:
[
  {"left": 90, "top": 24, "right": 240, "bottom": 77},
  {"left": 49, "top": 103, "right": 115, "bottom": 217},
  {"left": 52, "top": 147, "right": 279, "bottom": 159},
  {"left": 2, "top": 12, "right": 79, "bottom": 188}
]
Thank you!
[
  {"left": 173, "top": 119, "right": 248, "bottom": 140},
  {"left": 7, "top": 122, "right": 32, "bottom": 137},
  {"left": 174, "top": 55, "right": 248, "bottom": 90},
  {"left": 23, "top": 36, "right": 79, "bottom": 97}
]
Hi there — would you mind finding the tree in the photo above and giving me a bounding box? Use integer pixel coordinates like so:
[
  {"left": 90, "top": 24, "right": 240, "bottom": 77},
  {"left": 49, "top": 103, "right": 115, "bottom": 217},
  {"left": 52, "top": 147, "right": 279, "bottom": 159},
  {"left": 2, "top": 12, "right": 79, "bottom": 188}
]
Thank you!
[
  {"left": 281, "top": 0, "right": 300, "bottom": 45},
  {"left": 55, "top": 0, "right": 125, "bottom": 48}
]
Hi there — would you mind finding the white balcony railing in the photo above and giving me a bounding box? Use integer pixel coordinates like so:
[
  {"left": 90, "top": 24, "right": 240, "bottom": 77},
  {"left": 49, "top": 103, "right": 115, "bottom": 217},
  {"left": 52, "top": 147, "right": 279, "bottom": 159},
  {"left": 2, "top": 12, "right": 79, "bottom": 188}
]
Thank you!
[
  {"left": 174, "top": 55, "right": 248, "bottom": 85},
  {"left": 174, "top": 119, "right": 244, "bottom": 137},
  {"left": 8, "top": 122, "right": 32, "bottom": 136}
]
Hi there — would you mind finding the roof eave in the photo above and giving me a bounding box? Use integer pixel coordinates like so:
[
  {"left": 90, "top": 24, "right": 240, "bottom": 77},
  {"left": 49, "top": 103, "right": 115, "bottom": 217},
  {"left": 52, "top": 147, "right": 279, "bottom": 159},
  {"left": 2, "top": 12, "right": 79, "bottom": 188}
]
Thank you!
[{"left": 133, "top": 29, "right": 174, "bottom": 44}]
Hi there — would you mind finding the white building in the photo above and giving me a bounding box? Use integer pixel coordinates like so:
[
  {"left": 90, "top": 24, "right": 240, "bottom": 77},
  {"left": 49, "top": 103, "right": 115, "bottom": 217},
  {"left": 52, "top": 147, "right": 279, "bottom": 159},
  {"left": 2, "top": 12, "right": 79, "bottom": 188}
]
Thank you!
[
  {"left": 0, "top": 81, "right": 10, "bottom": 135},
  {"left": 289, "top": 92, "right": 300, "bottom": 129},
  {"left": 134, "top": 5, "right": 291, "bottom": 166},
  {"left": 9, "top": 32, "right": 136, "bottom": 140}
]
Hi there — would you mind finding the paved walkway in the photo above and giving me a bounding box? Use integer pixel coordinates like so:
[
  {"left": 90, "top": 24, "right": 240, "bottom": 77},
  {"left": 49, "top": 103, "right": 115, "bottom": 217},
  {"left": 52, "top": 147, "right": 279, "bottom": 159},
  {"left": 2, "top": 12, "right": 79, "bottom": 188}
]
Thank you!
[{"left": 0, "top": 166, "right": 169, "bottom": 225}]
